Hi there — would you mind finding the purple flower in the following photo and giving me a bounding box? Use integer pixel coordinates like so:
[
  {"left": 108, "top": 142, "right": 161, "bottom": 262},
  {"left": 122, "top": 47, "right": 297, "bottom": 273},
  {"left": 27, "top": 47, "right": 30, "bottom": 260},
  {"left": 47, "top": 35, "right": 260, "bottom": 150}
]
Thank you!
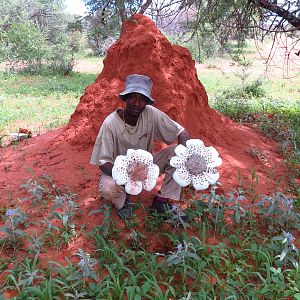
[
  {"left": 283, "top": 231, "right": 295, "bottom": 246},
  {"left": 237, "top": 195, "right": 246, "bottom": 201},
  {"left": 172, "top": 205, "right": 178, "bottom": 212},
  {"left": 285, "top": 198, "right": 294, "bottom": 211},
  {"left": 177, "top": 243, "right": 183, "bottom": 253},
  {"left": 5, "top": 209, "right": 16, "bottom": 217}
]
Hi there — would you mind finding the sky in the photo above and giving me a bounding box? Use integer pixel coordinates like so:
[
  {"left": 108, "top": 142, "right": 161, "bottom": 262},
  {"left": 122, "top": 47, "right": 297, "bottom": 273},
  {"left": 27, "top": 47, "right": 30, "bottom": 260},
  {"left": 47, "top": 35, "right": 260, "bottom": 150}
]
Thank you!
[{"left": 64, "top": 0, "right": 87, "bottom": 16}]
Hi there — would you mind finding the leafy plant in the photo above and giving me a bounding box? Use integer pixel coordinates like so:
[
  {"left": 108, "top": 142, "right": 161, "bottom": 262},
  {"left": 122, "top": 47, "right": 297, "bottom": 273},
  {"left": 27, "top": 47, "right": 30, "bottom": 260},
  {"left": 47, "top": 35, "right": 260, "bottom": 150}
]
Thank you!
[
  {"left": 256, "top": 192, "right": 300, "bottom": 231},
  {"left": 165, "top": 205, "right": 191, "bottom": 230},
  {"left": 89, "top": 204, "right": 112, "bottom": 237},
  {"left": 0, "top": 208, "right": 27, "bottom": 248},
  {"left": 49, "top": 193, "right": 79, "bottom": 242},
  {"left": 162, "top": 239, "right": 201, "bottom": 283},
  {"left": 1, "top": 252, "right": 45, "bottom": 293},
  {"left": 126, "top": 229, "right": 146, "bottom": 249},
  {"left": 21, "top": 179, "right": 45, "bottom": 206},
  {"left": 272, "top": 231, "right": 299, "bottom": 268},
  {"left": 27, "top": 232, "right": 44, "bottom": 255},
  {"left": 224, "top": 188, "right": 247, "bottom": 224},
  {"left": 66, "top": 248, "right": 98, "bottom": 281}
]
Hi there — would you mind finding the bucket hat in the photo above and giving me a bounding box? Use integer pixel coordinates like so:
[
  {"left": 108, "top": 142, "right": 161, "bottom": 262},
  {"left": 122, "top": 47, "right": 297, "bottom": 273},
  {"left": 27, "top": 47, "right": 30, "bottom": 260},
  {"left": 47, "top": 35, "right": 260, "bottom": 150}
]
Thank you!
[{"left": 119, "top": 74, "right": 156, "bottom": 104}]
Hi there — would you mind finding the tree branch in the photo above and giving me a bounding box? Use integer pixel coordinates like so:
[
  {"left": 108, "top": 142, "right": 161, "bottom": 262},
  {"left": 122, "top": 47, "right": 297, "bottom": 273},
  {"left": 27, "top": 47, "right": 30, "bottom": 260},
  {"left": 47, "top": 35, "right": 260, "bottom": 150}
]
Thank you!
[
  {"left": 253, "top": 0, "right": 300, "bottom": 29},
  {"left": 139, "top": 0, "right": 152, "bottom": 14}
]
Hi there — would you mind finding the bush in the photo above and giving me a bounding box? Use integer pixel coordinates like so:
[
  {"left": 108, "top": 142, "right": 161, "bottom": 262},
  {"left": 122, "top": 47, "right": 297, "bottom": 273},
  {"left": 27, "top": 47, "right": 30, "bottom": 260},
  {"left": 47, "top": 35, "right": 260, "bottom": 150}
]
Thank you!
[
  {"left": 0, "top": 21, "right": 48, "bottom": 72},
  {"left": 0, "top": 0, "right": 83, "bottom": 75}
]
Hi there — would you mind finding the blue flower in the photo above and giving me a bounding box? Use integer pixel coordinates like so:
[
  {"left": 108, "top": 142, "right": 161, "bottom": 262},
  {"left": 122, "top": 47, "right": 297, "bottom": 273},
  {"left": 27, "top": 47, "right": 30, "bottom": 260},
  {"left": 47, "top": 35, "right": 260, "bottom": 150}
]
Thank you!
[
  {"left": 177, "top": 243, "right": 183, "bottom": 253},
  {"left": 237, "top": 195, "right": 246, "bottom": 201},
  {"left": 5, "top": 209, "right": 16, "bottom": 217},
  {"left": 172, "top": 205, "right": 178, "bottom": 212},
  {"left": 283, "top": 231, "right": 295, "bottom": 246},
  {"left": 285, "top": 198, "right": 294, "bottom": 210}
]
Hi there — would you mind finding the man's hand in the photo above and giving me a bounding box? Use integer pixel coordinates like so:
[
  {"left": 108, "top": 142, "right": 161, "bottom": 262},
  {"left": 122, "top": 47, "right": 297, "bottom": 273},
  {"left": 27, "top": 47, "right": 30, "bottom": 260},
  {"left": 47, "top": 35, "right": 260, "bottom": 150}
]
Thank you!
[
  {"left": 113, "top": 183, "right": 125, "bottom": 197},
  {"left": 178, "top": 129, "right": 190, "bottom": 146},
  {"left": 115, "top": 183, "right": 125, "bottom": 193}
]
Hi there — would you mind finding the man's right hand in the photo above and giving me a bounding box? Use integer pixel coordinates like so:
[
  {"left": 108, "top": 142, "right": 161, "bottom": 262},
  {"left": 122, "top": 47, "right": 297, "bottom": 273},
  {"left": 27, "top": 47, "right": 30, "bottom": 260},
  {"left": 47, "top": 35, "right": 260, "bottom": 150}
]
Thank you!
[{"left": 115, "top": 183, "right": 125, "bottom": 193}]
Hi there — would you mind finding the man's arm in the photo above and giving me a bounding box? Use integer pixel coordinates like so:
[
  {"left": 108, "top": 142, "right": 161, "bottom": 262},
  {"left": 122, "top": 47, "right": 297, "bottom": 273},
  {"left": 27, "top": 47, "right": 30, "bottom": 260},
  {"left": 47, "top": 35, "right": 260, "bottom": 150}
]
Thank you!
[
  {"left": 178, "top": 129, "right": 190, "bottom": 146},
  {"left": 99, "top": 162, "right": 113, "bottom": 177}
]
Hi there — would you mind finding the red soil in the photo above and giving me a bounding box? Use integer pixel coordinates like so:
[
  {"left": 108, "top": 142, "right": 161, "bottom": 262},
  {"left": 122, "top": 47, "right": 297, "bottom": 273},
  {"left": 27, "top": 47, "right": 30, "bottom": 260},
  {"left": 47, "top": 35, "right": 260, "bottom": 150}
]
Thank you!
[{"left": 0, "top": 15, "right": 290, "bottom": 264}]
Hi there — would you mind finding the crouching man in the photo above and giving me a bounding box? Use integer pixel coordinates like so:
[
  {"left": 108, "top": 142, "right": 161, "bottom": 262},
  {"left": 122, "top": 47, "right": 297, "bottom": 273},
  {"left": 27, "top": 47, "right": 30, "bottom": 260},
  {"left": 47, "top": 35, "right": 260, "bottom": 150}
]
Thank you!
[{"left": 90, "top": 74, "right": 189, "bottom": 220}]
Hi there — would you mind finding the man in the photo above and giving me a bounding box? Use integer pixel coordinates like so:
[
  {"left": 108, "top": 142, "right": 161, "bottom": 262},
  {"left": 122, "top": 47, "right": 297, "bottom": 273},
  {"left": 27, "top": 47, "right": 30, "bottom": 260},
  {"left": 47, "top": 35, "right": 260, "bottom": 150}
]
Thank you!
[{"left": 90, "top": 74, "right": 190, "bottom": 220}]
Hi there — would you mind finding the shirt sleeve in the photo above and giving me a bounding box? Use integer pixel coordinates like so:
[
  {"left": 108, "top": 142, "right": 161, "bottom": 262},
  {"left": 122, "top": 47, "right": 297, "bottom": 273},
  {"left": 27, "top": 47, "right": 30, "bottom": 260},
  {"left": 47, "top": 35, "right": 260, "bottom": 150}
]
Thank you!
[
  {"left": 152, "top": 107, "right": 185, "bottom": 145},
  {"left": 90, "top": 121, "right": 115, "bottom": 166}
]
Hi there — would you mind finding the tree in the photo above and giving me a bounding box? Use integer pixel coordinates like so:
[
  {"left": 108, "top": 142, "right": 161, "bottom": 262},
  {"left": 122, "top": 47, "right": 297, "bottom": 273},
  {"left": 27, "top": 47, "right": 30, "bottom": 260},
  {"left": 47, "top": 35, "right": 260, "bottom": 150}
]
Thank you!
[
  {"left": 0, "top": 0, "right": 83, "bottom": 74},
  {"left": 83, "top": 0, "right": 300, "bottom": 68}
]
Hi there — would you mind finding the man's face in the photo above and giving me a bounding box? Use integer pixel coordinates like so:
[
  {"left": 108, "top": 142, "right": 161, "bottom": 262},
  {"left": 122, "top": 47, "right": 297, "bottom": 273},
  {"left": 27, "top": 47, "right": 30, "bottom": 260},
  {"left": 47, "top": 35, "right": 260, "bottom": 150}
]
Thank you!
[{"left": 125, "top": 93, "right": 148, "bottom": 117}]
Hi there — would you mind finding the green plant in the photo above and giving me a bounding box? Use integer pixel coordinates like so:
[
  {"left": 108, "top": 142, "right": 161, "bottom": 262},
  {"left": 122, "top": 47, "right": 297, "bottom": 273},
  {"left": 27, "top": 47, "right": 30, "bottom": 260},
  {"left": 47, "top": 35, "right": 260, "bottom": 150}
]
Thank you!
[
  {"left": 28, "top": 232, "right": 44, "bottom": 255},
  {"left": 272, "top": 231, "right": 299, "bottom": 268},
  {"left": 256, "top": 192, "right": 300, "bottom": 231},
  {"left": 162, "top": 239, "right": 200, "bottom": 283},
  {"left": 165, "top": 205, "right": 191, "bottom": 230},
  {"left": 126, "top": 229, "right": 146, "bottom": 249},
  {"left": 48, "top": 258, "right": 84, "bottom": 297},
  {"left": 1, "top": 252, "right": 45, "bottom": 294},
  {"left": 89, "top": 204, "right": 112, "bottom": 237},
  {"left": 224, "top": 188, "right": 247, "bottom": 224},
  {"left": 66, "top": 248, "right": 98, "bottom": 281},
  {"left": 0, "top": 208, "right": 27, "bottom": 249},
  {"left": 202, "top": 184, "right": 226, "bottom": 235},
  {"left": 21, "top": 179, "right": 45, "bottom": 206},
  {"left": 50, "top": 193, "right": 78, "bottom": 241}
]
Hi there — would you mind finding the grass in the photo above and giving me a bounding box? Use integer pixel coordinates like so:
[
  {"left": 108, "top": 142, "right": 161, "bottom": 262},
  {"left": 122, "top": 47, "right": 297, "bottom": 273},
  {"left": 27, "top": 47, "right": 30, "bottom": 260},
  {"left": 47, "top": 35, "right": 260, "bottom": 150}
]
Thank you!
[
  {"left": 0, "top": 178, "right": 300, "bottom": 299},
  {"left": 198, "top": 65, "right": 300, "bottom": 103},
  {"left": 0, "top": 71, "right": 97, "bottom": 136}
]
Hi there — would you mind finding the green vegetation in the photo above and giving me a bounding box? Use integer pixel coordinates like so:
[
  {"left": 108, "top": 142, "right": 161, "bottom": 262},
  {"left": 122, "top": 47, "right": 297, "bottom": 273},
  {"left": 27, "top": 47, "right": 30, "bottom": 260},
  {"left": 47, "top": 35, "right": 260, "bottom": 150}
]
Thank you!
[
  {"left": 0, "top": 0, "right": 83, "bottom": 74},
  {"left": 0, "top": 72, "right": 96, "bottom": 135},
  {"left": 0, "top": 177, "right": 299, "bottom": 298}
]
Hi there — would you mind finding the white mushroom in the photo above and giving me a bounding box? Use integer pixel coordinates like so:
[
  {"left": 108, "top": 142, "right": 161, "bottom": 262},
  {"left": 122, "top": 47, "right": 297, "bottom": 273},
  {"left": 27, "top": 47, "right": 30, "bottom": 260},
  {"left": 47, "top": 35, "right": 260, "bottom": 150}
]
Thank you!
[
  {"left": 112, "top": 149, "right": 160, "bottom": 195},
  {"left": 170, "top": 139, "right": 222, "bottom": 190}
]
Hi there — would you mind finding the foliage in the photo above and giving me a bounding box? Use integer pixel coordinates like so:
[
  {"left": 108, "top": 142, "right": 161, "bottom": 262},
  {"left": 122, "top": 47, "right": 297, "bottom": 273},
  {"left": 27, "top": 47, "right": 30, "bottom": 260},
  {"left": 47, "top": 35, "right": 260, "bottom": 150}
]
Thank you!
[
  {"left": 69, "top": 248, "right": 98, "bottom": 281},
  {"left": 168, "top": 31, "right": 221, "bottom": 62},
  {"left": 46, "top": 193, "right": 79, "bottom": 245},
  {"left": 0, "top": 208, "right": 27, "bottom": 249},
  {"left": 165, "top": 205, "right": 191, "bottom": 230},
  {"left": 0, "top": 0, "right": 83, "bottom": 74},
  {"left": 1, "top": 177, "right": 300, "bottom": 298},
  {"left": 21, "top": 179, "right": 46, "bottom": 206},
  {"left": 82, "top": 0, "right": 300, "bottom": 64},
  {"left": 271, "top": 231, "right": 299, "bottom": 268},
  {"left": 0, "top": 21, "right": 48, "bottom": 72},
  {"left": 83, "top": 13, "right": 119, "bottom": 55}
]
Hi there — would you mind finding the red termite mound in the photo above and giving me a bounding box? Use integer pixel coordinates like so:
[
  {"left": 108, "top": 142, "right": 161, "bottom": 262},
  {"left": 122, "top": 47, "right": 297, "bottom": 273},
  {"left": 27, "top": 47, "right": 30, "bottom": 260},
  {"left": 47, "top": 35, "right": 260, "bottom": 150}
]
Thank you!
[
  {"left": 0, "top": 14, "right": 288, "bottom": 208},
  {"left": 66, "top": 14, "right": 231, "bottom": 147},
  {"left": 64, "top": 14, "right": 286, "bottom": 193}
]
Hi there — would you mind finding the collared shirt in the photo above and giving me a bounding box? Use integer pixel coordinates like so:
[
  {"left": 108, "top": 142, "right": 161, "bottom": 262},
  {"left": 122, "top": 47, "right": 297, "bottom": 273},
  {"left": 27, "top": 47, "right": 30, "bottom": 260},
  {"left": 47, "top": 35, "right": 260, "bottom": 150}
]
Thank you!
[{"left": 90, "top": 105, "right": 184, "bottom": 166}]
